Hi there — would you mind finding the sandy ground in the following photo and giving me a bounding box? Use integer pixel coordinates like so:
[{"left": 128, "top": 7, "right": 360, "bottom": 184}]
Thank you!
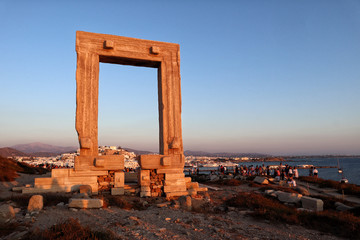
[{"left": 0, "top": 174, "right": 348, "bottom": 240}]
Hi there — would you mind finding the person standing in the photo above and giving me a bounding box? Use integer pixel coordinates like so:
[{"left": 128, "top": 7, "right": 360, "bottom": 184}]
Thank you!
[
  {"left": 293, "top": 166, "right": 299, "bottom": 179},
  {"left": 313, "top": 167, "right": 318, "bottom": 177}
]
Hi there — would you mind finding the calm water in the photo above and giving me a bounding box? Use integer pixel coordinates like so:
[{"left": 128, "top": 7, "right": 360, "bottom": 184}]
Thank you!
[{"left": 197, "top": 157, "right": 360, "bottom": 185}]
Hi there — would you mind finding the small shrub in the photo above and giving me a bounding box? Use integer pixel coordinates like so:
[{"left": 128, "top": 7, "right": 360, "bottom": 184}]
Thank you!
[
  {"left": 23, "top": 218, "right": 118, "bottom": 240},
  {"left": 226, "top": 192, "right": 298, "bottom": 223},
  {"left": 215, "top": 179, "right": 243, "bottom": 186}
]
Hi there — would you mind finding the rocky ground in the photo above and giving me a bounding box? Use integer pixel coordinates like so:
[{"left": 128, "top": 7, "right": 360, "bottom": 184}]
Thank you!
[{"left": 0, "top": 174, "right": 357, "bottom": 240}]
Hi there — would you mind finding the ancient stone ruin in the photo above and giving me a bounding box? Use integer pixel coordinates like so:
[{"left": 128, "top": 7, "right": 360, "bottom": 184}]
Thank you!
[{"left": 26, "top": 31, "right": 206, "bottom": 197}]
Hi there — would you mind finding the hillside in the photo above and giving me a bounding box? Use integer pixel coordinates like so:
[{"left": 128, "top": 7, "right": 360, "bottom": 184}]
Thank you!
[{"left": 0, "top": 147, "right": 29, "bottom": 158}]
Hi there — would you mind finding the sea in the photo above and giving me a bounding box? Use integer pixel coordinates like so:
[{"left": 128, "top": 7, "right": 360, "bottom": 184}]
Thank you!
[{"left": 195, "top": 157, "right": 360, "bottom": 185}]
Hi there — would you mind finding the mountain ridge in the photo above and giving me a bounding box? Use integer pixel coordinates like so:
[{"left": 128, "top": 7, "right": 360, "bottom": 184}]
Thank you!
[{"left": 11, "top": 142, "right": 77, "bottom": 154}]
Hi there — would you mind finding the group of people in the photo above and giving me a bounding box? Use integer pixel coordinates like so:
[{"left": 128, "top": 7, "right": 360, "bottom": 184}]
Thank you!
[{"left": 215, "top": 163, "right": 301, "bottom": 187}]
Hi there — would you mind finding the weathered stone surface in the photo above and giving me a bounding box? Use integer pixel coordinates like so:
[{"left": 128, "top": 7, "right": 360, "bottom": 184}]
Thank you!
[
  {"left": 301, "top": 196, "right": 323, "bottom": 211},
  {"left": 0, "top": 204, "right": 15, "bottom": 223},
  {"left": 27, "top": 195, "right": 43, "bottom": 212},
  {"left": 277, "top": 191, "right": 302, "bottom": 203},
  {"left": 254, "top": 176, "right": 269, "bottom": 185},
  {"left": 68, "top": 198, "right": 103, "bottom": 209}
]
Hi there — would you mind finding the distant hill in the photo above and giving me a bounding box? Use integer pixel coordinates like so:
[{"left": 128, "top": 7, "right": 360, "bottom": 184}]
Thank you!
[
  {"left": 0, "top": 147, "right": 29, "bottom": 158},
  {"left": 184, "top": 150, "right": 270, "bottom": 158},
  {"left": 11, "top": 142, "right": 77, "bottom": 155}
]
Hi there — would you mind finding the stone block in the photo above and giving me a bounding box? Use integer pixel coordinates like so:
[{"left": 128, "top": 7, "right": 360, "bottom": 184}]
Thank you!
[
  {"left": 111, "top": 187, "right": 124, "bottom": 195},
  {"left": 114, "top": 171, "right": 124, "bottom": 187},
  {"left": 184, "top": 177, "right": 192, "bottom": 183},
  {"left": 186, "top": 182, "right": 199, "bottom": 189},
  {"left": 277, "top": 191, "right": 302, "bottom": 203},
  {"left": 68, "top": 198, "right": 103, "bottom": 209},
  {"left": 254, "top": 176, "right": 269, "bottom": 185},
  {"left": 164, "top": 179, "right": 186, "bottom": 186},
  {"left": 69, "top": 169, "right": 108, "bottom": 177},
  {"left": 163, "top": 185, "right": 186, "bottom": 193},
  {"left": 94, "top": 155, "right": 124, "bottom": 170},
  {"left": 165, "top": 191, "right": 188, "bottom": 198},
  {"left": 51, "top": 169, "right": 70, "bottom": 178},
  {"left": 161, "top": 157, "right": 171, "bottom": 166},
  {"left": 301, "top": 196, "right": 323, "bottom": 211},
  {"left": 139, "top": 170, "right": 150, "bottom": 186},
  {"left": 28, "top": 195, "right": 43, "bottom": 212},
  {"left": 165, "top": 173, "right": 185, "bottom": 180},
  {"left": 157, "top": 168, "right": 183, "bottom": 174}
]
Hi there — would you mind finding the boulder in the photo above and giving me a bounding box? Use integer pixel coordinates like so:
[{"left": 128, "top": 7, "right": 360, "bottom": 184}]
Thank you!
[
  {"left": 277, "top": 191, "right": 302, "bottom": 203},
  {"left": 264, "top": 189, "right": 275, "bottom": 195},
  {"left": 79, "top": 185, "right": 92, "bottom": 195},
  {"left": 209, "top": 175, "right": 219, "bottom": 182},
  {"left": 27, "top": 195, "right": 43, "bottom": 212},
  {"left": 301, "top": 196, "right": 323, "bottom": 211},
  {"left": 179, "top": 195, "right": 192, "bottom": 211},
  {"left": 68, "top": 198, "right": 103, "bottom": 209},
  {"left": 254, "top": 176, "right": 269, "bottom": 185},
  {"left": 0, "top": 204, "right": 15, "bottom": 223},
  {"left": 295, "top": 186, "right": 310, "bottom": 196},
  {"left": 335, "top": 202, "right": 354, "bottom": 211}
]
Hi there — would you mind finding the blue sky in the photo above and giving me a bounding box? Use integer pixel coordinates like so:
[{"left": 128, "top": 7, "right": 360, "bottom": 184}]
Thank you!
[{"left": 0, "top": 1, "right": 359, "bottom": 155}]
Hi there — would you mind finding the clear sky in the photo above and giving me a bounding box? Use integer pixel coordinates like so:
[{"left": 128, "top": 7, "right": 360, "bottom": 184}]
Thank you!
[{"left": 0, "top": 0, "right": 359, "bottom": 155}]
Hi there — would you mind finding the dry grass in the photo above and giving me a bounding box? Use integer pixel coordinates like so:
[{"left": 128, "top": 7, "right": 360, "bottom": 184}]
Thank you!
[
  {"left": 214, "top": 179, "right": 243, "bottom": 186},
  {"left": 23, "top": 218, "right": 119, "bottom": 240},
  {"left": 226, "top": 192, "right": 360, "bottom": 238},
  {"left": 0, "top": 156, "right": 48, "bottom": 182},
  {"left": 299, "top": 176, "right": 360, "bottom": 197}
]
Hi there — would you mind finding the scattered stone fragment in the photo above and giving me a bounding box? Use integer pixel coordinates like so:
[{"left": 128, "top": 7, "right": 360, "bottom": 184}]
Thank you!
[
  {"left": 301, "top": 196, "right": 323, "bottom": 211},
  {"left": 335, "top": 202, "right": 353, "bottom": 211},
  {"left": 27, "top": 195, "right": 43, "bottom": 212},
  {"left": 277, "top": 191, "right": 302, "bottom": 203},
  {"left": 0, "top": 204, "right": 15, "bottom": 223},
  {"left": 254, "top": 176, "right": 269, "bottom": 185},
  {"left": 165, "top": 217, "right": 171, "bottom": 221},
  {"left": 295, "top": 186, "right": 310, "bottom": 196}
]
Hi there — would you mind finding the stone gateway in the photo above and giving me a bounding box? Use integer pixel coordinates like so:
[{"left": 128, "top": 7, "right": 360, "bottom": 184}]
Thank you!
[{"left": 27, "top": 31, "right": 206, "bottom": 197}]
